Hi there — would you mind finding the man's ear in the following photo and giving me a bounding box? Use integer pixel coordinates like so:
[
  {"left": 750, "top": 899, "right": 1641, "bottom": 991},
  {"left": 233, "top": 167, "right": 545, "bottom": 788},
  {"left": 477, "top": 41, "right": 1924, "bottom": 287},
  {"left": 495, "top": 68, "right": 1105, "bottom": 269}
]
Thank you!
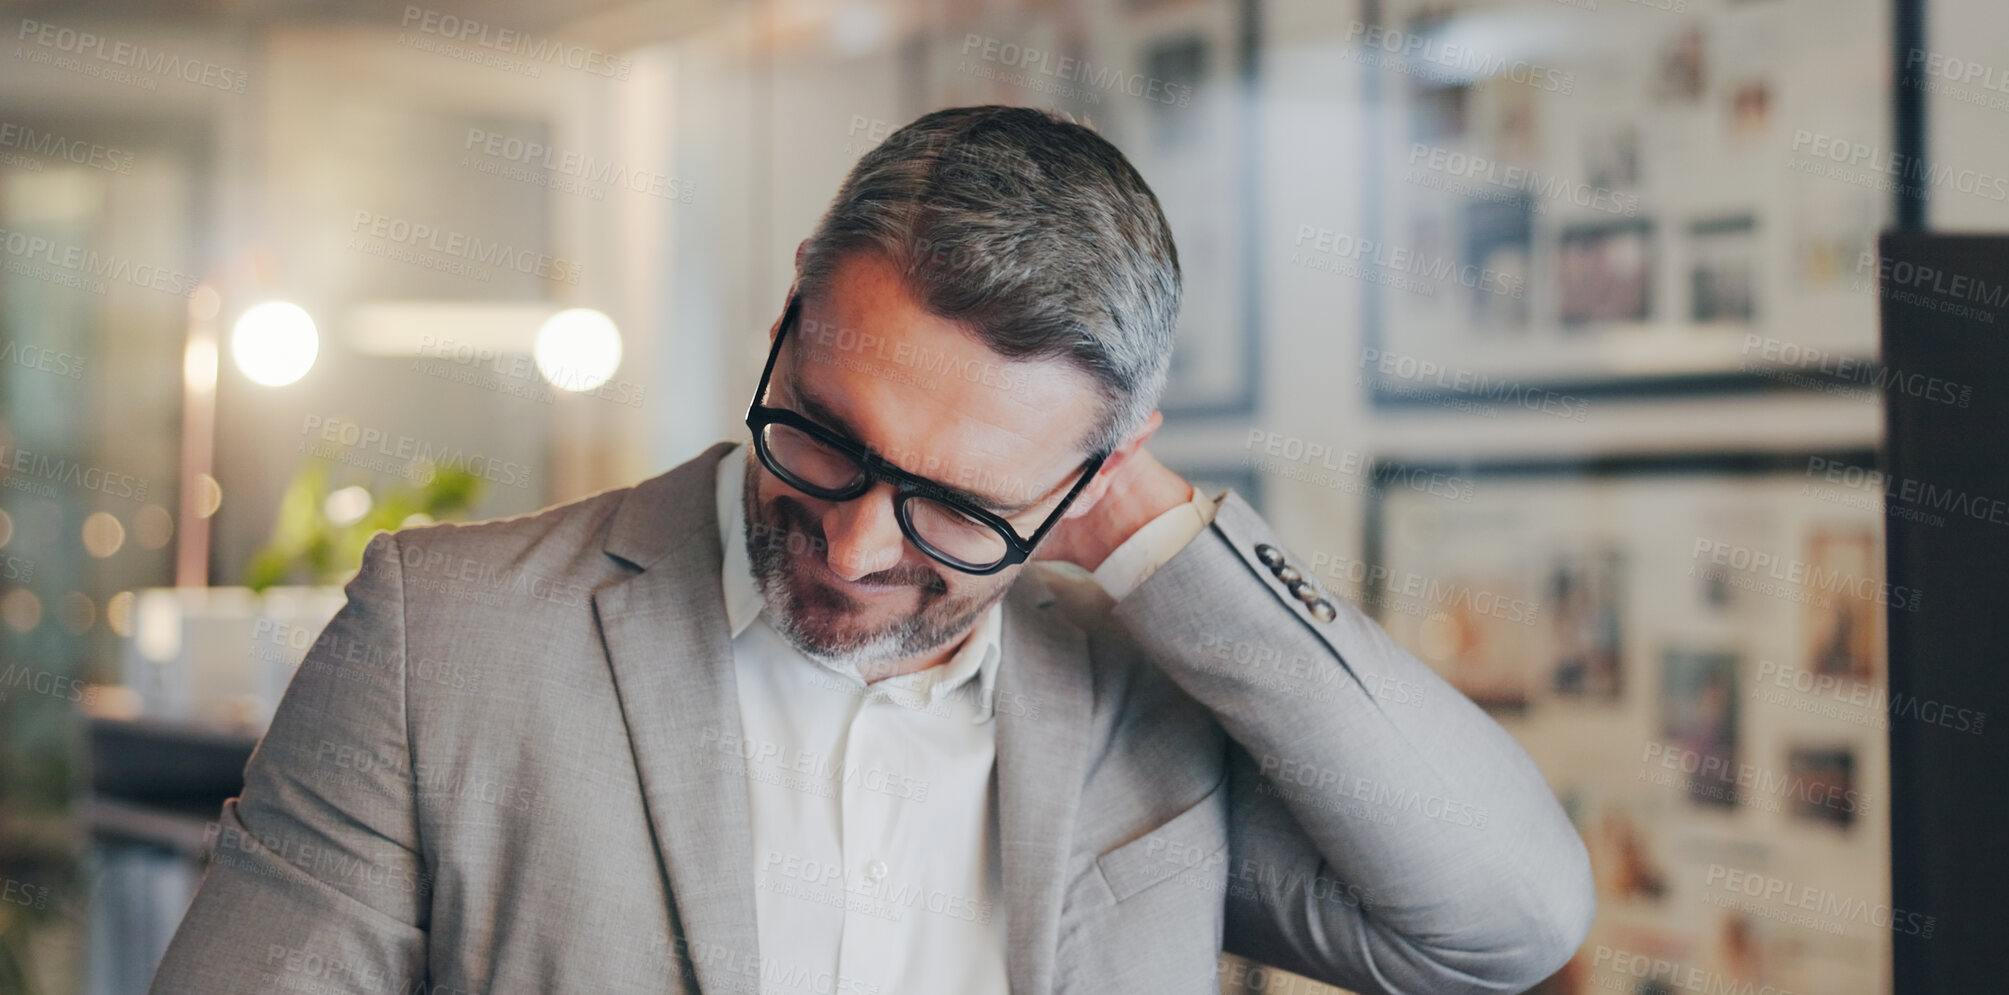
[
  {"left": 1104, "top": 409, "right": 1164, "bottom": 468},
  {"left": 1067, "top": 410, "right": 1165, "bottom": 514}
]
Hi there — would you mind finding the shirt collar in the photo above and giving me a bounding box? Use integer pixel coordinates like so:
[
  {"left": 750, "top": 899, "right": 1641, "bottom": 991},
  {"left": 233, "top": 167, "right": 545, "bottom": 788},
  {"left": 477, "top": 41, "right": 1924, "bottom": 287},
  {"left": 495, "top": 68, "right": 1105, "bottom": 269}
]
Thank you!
[{"left": 716, "top": 442, "right": 1003, "bottom": 722}]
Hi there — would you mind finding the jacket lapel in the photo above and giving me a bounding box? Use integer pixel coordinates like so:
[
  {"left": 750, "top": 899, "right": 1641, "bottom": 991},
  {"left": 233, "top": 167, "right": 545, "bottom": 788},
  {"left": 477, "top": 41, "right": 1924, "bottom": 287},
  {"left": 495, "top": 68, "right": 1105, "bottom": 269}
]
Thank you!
[
  {"left": 592, "top": 442, "right": 1097, "bottom": 995},
  {"left": 995, "top": 570, "right": 1094, "bottom": 995},
  {"left": 594, "top": 441, "right": 760, "bottom": 995}
]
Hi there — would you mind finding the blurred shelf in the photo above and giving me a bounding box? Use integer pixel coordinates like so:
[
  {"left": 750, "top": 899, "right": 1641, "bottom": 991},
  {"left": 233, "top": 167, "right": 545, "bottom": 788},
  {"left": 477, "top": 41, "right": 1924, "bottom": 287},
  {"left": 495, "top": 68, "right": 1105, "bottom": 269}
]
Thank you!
[
  {"left": 82, "top": 797, "right": 219, "bottom": 862},
  {"left": 86, "top": 716, "right": 257, "bottom": 805},
  {"left": 85, "top": 716, "right": 257, "bottom": 856}
]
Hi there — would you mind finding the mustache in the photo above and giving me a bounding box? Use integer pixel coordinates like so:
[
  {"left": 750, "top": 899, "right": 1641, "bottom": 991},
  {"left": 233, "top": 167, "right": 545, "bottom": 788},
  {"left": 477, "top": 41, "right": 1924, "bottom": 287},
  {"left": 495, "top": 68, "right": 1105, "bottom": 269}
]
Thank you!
[{"left": 768, "top": 493, "right": 947, "bottom": 594}]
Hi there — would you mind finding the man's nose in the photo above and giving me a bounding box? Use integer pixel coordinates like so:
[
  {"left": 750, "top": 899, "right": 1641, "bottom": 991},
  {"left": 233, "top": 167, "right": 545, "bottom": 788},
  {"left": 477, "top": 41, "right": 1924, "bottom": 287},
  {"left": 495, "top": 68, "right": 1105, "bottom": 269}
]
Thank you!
[{"left": 820, "top": 481, "right": 907, "bottom": 581}]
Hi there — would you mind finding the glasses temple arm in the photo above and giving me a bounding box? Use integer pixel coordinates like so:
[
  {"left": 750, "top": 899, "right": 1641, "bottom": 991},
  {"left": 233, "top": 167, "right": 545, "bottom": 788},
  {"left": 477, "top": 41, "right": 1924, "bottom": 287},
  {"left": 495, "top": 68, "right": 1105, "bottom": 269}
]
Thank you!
[{"left": 1022, "top": 452, "right": 1111, "bottom": 549}]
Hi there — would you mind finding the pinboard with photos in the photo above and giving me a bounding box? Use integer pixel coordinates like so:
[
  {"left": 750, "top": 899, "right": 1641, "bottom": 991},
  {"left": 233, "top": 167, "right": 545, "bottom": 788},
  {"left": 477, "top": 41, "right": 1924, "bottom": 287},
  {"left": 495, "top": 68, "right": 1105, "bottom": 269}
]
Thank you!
[
  {"left": 1359, "top": 0, "right": 1890, "bottom": 400},
  {"left": 1366, "top": 451, "right": 1904, "bottom": 994}
]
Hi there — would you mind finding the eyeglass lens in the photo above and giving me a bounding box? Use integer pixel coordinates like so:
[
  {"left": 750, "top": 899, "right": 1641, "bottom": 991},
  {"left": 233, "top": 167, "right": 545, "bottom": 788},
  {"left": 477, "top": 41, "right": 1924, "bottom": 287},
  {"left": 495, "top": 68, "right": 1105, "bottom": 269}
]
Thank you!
[{"left": 757, "top": 421, "right": 1012, "bottom": 568}]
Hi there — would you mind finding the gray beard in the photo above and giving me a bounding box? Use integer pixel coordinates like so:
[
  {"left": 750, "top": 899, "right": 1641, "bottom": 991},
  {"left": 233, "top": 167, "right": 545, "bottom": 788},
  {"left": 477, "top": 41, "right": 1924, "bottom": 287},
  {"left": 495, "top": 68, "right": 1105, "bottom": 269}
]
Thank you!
[{"left": 741, "top": 453, "right": 1008, "bottom": 675}]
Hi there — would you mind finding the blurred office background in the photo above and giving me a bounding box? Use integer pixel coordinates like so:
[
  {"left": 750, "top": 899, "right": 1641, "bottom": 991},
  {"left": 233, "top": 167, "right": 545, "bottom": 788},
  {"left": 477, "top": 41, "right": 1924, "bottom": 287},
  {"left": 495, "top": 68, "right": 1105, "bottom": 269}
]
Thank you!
[{"left": 1, "top": 0, "right": 2002, "bottom": 991}]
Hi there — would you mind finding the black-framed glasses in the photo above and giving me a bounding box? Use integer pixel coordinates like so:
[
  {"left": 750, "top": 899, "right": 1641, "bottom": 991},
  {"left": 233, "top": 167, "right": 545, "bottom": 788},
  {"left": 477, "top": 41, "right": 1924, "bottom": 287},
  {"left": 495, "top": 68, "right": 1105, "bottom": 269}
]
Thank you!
[{"left": 744, "top": 293, "right": 1109, "bottom": 575}]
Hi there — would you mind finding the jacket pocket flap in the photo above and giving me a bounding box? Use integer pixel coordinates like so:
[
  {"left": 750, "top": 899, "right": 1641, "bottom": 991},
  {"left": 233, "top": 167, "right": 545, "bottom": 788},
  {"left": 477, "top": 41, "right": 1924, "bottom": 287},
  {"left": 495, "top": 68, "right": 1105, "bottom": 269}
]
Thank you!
[{"left": 1095, "top": 774, "right": 1230, "bottom": 903}]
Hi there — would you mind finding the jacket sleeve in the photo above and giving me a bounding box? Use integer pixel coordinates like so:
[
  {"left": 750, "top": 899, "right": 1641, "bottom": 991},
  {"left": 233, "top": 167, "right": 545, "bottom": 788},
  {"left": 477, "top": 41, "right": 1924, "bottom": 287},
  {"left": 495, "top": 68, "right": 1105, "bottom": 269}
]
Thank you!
[
  {"left": 1108, "top": 492, "right": 1594, "bottom": 994},
  {"left": 149, "top": 531, "right": 431, "bottom": 994}
]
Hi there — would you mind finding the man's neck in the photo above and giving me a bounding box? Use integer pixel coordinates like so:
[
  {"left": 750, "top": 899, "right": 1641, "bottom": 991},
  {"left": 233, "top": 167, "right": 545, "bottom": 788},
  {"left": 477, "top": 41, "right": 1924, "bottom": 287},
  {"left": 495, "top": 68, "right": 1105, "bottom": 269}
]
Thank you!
[{"left": 855, "top": 621, "right": 975, "bottom": 686}]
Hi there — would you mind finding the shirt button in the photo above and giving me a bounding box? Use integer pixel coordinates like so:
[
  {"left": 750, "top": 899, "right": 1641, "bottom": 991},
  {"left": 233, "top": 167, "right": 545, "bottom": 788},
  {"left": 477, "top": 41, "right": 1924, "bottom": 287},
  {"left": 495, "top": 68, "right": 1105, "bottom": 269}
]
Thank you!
[{"left": 867, "top": 860, "right": 889, "bottom": 881}]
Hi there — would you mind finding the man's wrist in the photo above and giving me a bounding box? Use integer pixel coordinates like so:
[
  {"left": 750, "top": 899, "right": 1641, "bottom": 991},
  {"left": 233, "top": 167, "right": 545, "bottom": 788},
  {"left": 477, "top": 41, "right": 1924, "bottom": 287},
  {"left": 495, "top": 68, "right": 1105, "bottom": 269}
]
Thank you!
[{"left": 1090, "top": 489, "right": 1213, "bottom": 602}]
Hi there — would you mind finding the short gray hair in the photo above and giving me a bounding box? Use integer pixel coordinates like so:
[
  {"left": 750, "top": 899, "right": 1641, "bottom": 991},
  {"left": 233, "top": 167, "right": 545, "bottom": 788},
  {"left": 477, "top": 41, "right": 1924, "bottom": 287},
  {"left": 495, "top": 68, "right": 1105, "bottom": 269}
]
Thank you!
[{"left": 796, "top": 105, "right": 1181, "bottom": 456}]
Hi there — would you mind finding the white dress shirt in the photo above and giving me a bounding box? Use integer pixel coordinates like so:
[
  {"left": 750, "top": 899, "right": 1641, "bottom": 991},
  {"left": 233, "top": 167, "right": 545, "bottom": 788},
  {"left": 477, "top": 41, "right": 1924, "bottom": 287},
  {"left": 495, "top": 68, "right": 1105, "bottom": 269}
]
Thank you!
[{"left": 714, "top": 443, "right": 1214, "bottom": 995}]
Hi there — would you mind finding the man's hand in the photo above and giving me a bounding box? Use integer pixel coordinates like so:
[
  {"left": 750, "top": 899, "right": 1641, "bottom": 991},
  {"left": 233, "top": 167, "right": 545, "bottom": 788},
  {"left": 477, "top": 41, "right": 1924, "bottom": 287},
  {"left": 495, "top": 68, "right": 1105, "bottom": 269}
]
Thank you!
[{"left": 1033, "top": 445, "right": 1193, "bottom": 573}]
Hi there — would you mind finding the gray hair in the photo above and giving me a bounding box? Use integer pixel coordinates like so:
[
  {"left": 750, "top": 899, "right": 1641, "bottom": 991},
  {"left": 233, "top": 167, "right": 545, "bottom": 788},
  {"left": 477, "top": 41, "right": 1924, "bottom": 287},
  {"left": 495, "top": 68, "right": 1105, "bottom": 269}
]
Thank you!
[{"left": 796, "top": 105, "right": 1181, "bottom": 456}]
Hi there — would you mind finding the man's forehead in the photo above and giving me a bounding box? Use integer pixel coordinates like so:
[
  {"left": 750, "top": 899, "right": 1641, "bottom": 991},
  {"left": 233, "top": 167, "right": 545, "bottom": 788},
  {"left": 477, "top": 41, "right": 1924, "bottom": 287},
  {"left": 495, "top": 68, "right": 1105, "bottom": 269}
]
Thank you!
[
  {"left": 774, "top": 347, "right": 1064, "bottom": 514},
  {"left": 785, "top": 295, "right": 1051, "bottom": 424}
]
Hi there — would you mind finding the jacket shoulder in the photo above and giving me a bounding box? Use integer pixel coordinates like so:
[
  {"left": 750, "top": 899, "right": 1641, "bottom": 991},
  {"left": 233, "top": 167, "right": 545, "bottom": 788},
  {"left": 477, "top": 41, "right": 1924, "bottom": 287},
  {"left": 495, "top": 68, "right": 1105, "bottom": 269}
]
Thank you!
[{"left": 370, "top": 481, "right": 640, "bottom": 590}]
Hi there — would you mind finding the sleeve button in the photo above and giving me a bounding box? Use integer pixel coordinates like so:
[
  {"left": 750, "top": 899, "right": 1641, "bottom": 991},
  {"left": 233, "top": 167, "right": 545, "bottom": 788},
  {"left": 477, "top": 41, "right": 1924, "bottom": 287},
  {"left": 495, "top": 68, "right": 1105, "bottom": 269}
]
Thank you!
[
  {"left": 1288, "top": 580, "right": 1319, "bottom": 603},
  {"left": 1309, "top": 599, "right": 1337, "bottom": 622},
  {"left": 1254, "top": 543, "right": 1285, "bottom": 569},
  {"left": 1274, "top": 565, "right": 1302, "bottom": 585}
]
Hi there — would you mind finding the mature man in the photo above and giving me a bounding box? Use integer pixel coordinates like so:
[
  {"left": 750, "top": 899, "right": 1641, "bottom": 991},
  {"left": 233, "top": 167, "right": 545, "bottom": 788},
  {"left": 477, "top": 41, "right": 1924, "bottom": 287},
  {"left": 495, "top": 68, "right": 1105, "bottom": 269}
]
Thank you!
[{"left": 151, "top": 106, "right": 1593, "bottom": 995}]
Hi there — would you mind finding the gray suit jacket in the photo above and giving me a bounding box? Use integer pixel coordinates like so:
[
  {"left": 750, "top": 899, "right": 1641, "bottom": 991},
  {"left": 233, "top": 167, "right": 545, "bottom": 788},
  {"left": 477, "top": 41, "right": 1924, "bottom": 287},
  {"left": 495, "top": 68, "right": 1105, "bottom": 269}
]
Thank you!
[{"left": 150, "top": 440, "right": 1593, "bottom": 995}]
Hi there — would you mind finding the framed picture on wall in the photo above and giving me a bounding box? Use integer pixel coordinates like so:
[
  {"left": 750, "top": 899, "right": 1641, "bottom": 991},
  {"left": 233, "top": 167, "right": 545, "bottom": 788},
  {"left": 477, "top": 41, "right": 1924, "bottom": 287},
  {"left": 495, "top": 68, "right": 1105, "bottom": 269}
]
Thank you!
[
  {"left": 1356, "top": 0, "right": 1893, "bottom": 402},
  {"left": 1362, "top": 448, "right": 1895, "bottom": 994}
]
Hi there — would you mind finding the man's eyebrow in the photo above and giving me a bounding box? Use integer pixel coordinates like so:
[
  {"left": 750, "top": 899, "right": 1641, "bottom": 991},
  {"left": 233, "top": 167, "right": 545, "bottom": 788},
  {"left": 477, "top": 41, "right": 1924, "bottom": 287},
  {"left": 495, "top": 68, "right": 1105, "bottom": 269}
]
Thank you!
[
  {"left": 789, "top": 379, "right": 865, "bottom": 443},
  {"left": 791, "top": 380, "right": 1041, "bottom": 516}
]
